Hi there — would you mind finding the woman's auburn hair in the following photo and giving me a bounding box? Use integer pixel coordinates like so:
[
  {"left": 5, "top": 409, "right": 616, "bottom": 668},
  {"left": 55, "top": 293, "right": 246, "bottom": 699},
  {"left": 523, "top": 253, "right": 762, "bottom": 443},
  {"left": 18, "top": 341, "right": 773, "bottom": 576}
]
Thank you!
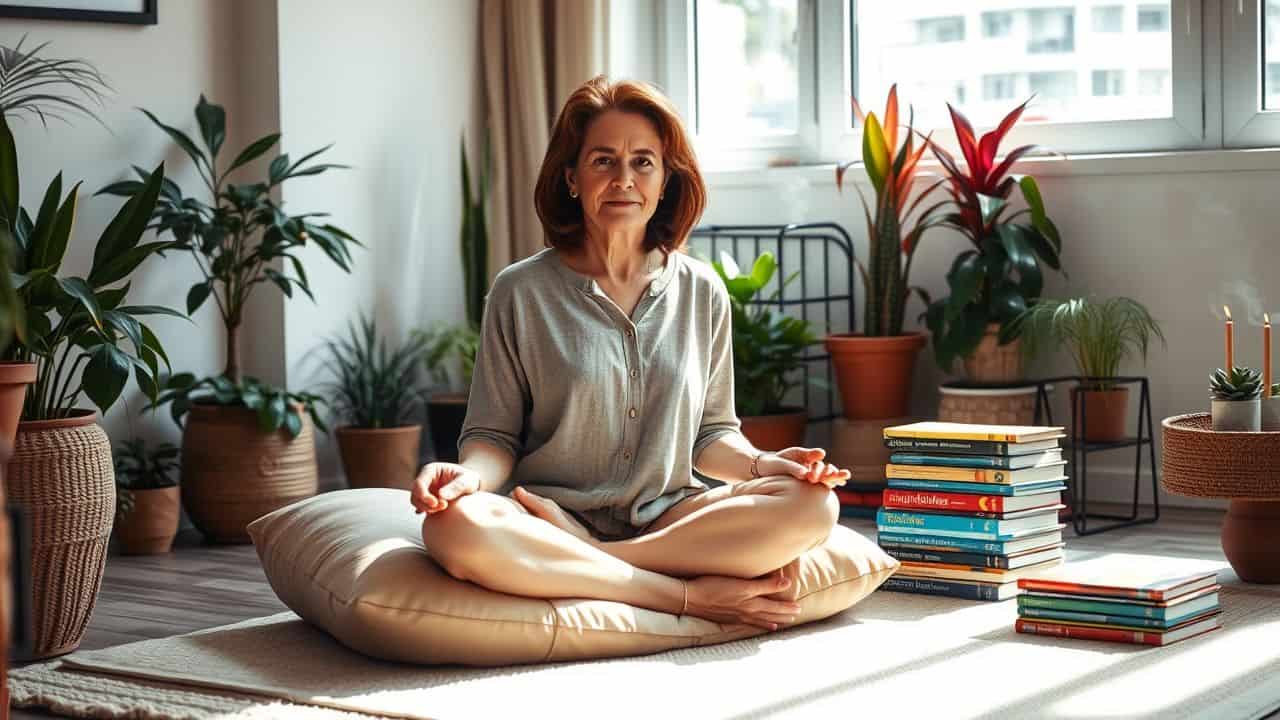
[{"left": 534, "top": 75, "right": 706, "bottom": 255}]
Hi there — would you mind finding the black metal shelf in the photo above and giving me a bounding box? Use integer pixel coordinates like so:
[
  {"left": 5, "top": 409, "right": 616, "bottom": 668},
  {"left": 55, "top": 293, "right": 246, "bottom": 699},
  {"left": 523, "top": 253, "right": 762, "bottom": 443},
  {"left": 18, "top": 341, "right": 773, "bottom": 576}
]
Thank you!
[{"left": 1030, "top": 375, "right": 1160, "bottom": 536}]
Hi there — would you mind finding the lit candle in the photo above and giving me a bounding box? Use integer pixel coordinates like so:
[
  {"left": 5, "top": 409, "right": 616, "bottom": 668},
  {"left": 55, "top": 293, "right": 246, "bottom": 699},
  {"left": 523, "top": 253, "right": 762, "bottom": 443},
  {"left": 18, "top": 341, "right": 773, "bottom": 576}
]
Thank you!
[
  {"left": 1266, "top": 313, "right": 1272, "bottom": 397},
  {"left": 1225, "top": 306, "right": 1233, "bottom": 371}
]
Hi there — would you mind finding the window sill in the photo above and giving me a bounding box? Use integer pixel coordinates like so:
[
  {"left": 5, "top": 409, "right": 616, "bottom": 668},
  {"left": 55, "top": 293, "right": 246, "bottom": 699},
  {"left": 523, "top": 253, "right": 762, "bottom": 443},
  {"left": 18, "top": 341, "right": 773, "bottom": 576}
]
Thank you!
[{"left": 702, "top": 145, "right": 1280, "bottom": 189}]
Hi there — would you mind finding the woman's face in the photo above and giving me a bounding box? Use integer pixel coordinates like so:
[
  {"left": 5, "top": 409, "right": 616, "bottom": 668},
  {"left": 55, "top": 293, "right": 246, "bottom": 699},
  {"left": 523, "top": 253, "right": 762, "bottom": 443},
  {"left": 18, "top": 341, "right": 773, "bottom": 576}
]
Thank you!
[{"left": 566, "top": 110, "right": 667, "bottom": 239}]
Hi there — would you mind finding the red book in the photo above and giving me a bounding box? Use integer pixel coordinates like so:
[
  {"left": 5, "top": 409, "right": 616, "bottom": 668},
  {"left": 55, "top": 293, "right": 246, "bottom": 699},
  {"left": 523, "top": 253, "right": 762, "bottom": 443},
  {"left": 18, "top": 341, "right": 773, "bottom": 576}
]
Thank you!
[
  {"left": 1017, "top": 554, "right": 1223, "bottom": 601},
  {"left": 1015, "top": 613, "right": 1222, "bottom": 646},
  {"left": 883, "top": 489, "right": 1059, "bottom": 514},
  {"left": 836, "top": 489, "right": 883, "bottom": 507}
]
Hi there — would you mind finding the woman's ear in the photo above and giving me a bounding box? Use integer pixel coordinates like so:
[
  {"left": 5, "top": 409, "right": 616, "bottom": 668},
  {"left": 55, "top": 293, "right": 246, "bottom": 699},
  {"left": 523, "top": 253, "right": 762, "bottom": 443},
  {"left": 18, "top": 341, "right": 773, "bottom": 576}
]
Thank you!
[{"left": 564, "top": 167, "right": 576, "bottom": 195}]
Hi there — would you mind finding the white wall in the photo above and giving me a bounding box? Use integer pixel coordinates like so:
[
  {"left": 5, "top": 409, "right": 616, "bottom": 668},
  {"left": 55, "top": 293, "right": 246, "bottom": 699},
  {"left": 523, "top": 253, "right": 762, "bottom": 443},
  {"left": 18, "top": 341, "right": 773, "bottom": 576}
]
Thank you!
[{"left": 275, "top": 0, "right": 483, "bottom": 488}]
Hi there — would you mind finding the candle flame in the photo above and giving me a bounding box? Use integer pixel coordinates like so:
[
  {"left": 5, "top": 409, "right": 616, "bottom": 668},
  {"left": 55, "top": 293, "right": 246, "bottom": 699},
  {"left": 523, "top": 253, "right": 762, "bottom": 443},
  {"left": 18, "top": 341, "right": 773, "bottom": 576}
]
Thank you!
[
  {"left": 1267, "top": 313, "right": 1272, "bottom": 325},
  {"left": 1224, "top": 306, "right": 1232, "bottom": 321}
]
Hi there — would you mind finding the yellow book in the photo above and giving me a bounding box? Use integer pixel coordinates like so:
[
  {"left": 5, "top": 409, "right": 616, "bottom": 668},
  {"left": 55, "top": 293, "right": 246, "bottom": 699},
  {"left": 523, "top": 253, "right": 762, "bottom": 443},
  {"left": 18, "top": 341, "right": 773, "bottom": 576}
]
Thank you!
[
  {"left": 883, "top": 421, "right": 1066, "bottom": 443},
  {"left": 885, "top": 462, "right": 1068, "bottom": 484}
]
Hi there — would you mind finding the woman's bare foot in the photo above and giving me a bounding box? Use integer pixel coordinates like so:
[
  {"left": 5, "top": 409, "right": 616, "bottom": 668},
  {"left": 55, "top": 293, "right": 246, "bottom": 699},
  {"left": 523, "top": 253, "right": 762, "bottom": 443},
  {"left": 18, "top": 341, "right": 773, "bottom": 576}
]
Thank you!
[{"left": 513, "top": 487, "right": 597, "bottom": 545}]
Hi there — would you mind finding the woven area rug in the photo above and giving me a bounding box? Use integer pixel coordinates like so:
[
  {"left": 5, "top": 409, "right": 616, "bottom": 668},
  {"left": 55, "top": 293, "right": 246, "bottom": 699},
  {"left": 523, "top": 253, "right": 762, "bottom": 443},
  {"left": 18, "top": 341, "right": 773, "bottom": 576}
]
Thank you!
[{"left": 12, "top": 580, "right": 1280, "bottom": 720}]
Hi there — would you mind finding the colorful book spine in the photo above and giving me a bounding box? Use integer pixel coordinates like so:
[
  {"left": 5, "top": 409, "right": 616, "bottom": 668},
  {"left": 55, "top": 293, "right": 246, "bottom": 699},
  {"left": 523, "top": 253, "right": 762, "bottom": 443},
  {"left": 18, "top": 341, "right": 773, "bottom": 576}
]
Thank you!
[
  {"left": 884, "top": 489, "right": 1031, "bottom": 513},
  {"left": 883, "top": 437, "right": 1013, "bottom": 454},
  {"left": 887, "top": 479, "right": 1066, "bottom": 496},
  {"left": 883, "top": 576, "right": 1008, "bottom": 601},
  {"left": 885, "top": 548, "right": 1018, "bottom": 568},
  {"left": 1017, "top": 593, "right": 1212, "bottom": 620},
  {"left": 1018, "top": 579, "right": 1177, "bottom": 601},
  {"left": 876, "top": 532, "right": 1029, "bottom": 555},
  {"left": 877, "top": 509, "right": 1053, "bottom": 539},
  {"left": 889, "top": 453, "right": 1027, "bottom": 469},
  {"left": 1018, "top": 607, "right": 1189, "bottom": 630},
  {"left": 1014, "top": 618, "right": 1217, "bottom": 645}
]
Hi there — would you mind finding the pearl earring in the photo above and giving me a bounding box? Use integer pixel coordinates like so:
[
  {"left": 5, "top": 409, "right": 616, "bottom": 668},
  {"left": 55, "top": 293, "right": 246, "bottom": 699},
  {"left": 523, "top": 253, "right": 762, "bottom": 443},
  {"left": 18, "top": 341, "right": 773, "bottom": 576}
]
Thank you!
[{"left": 569, "top": 189, "right": 578, "bottom": 198}]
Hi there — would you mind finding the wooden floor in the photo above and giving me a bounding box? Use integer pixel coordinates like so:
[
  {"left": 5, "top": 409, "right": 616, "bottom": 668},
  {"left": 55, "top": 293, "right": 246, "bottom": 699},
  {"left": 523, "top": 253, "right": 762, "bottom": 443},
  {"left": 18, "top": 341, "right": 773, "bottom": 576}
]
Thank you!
[{"left": 10, "top": 504, "right": 1276, "bottom": 719}]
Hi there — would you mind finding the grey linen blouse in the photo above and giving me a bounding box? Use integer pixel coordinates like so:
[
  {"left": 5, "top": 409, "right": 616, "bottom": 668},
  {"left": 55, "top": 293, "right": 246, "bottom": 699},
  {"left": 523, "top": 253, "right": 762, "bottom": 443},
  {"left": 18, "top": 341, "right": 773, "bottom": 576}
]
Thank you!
[{"left": 457, "top": 245, "right": 742, "bottom": 540}]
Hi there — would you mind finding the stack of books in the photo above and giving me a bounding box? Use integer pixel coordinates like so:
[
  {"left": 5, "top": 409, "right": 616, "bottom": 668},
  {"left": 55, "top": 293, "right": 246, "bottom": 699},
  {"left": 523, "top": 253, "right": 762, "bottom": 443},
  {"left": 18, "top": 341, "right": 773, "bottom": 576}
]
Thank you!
[
  {"left": 834, "top": 487, "right": 883, "bottom": 519},
  {"left": 1016, "top": 554, "right": 1224, "bottom": 646},
  {"left": 876, "top": 421, "right": 1069, "bottom": 601}
]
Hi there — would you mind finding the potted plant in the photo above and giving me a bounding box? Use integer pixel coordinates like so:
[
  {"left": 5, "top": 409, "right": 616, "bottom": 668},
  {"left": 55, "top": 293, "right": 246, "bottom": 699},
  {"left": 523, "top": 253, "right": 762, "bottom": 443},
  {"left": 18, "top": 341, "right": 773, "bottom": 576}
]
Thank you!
[
  {"left": 710, "top": 251, "right": 820, "bottom": 450},
  {"left": 1009, "top": 296, "right": 1166, "bottom": 442},
  {"left": 103, "top": 95, "right": 357, "bottom": 543},
  {"left": 418, "top": 135, "right": 488, "bottom": 462},
  {"left": 317, "top": 313, "right": 432, "bottom": 490},
  {"left": 1208, "top": 366, "right": 1262, "bottom": 431},
  {"left": 112, "top": 438, "right": 180, "bottom": 555},
  {"left": 924, "top": 99, "right": 1065, "bottom": 384},
  {"left": 829, "top": 86, "right": 946, "bottom": 421}
]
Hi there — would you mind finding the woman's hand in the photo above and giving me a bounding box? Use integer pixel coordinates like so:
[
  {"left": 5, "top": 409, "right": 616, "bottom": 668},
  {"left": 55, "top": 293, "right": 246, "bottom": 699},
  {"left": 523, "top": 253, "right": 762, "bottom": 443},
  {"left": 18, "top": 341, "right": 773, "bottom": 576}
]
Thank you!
[
  {"left": 684, "top": 569, "right": 803, "bottom": 631},
  {"left": 757, "top": 447, "right": 849, "bottom": 488},
  {"left": 411, "top": 462, "right": 481, "bottom": 515}
]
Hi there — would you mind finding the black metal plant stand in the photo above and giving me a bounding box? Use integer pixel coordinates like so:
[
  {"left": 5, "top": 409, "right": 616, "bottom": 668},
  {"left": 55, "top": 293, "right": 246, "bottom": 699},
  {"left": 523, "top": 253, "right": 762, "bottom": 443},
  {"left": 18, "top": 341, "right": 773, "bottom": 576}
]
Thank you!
[{"left": 1030, "top": 375, "right": 1160, "bottom": 536}]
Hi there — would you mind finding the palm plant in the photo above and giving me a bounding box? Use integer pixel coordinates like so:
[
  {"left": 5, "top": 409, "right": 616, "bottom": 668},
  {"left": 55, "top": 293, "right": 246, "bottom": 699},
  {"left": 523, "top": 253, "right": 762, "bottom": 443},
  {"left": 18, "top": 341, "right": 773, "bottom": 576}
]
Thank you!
[
  {"left": 837, "top": 85, "right": 946, "bottom": 336},
  {"left": 1008, "top": 296, "right": 1166, "bottom": 391},
  {"left": 317, "top": 313, "right": 432, "bottom": 429},
  {"left": 0, "top": 35, "right": 111, "bottom": 127}
]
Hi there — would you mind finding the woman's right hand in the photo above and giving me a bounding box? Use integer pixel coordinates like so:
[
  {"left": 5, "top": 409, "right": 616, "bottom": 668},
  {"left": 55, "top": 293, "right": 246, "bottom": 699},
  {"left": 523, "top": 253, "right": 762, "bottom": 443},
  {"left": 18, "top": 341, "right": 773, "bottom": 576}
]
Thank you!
[
  {"left": 683, "top": 570, "right": 802, "bottom": 631},
  {"left": 411, "top": 462, "right": 481, "bottom": 515}
]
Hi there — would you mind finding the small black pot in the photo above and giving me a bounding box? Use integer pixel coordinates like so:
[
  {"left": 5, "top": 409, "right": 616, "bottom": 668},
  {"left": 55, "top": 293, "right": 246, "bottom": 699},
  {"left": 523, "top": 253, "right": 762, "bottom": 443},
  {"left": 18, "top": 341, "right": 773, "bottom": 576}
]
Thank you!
[{"left": 426, "top": 392, "right": 469, "bottom": 462}]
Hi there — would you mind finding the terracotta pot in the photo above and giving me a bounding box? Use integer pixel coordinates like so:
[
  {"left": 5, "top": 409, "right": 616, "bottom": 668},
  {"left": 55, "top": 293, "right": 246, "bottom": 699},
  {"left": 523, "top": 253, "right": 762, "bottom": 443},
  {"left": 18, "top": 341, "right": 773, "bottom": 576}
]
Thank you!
[
  {"left": 6, "top": 410, "right": 113, "bottom": 660},
  {"left": 962, "top": 323, "right": 1024, "bottom": 383},
  {"left": 181, "top": 403, "right": 317, "bottom": 544},
  {"left": 115, "top": 485, "right": 180, "bottom": 555},
  {"left": 427, "top": 392, "right": 468, "bottom": 462},
  {"left": 0, "top": 362, "right": 36, "bottom": 449},
  {"left": 739, "top": 408, "right": 807, "bottom": 452},
  {"left": 938, "top": 382, "right": 1046, "bottom": 427},
  {"left": 1221, "top": 499, "right": 1280, "bottom": 583},
  {"left": 336, "top": 424, "right": 422, "bottom": 490},
  {"left": 1072, "top": 387, "right": 1129, "bottom": 443},
  {"left": 827, "top": 415, "right": 914, "bottom": 486},
  {"left": 826, "top": 333, "right": 927, "bottom": 420}
]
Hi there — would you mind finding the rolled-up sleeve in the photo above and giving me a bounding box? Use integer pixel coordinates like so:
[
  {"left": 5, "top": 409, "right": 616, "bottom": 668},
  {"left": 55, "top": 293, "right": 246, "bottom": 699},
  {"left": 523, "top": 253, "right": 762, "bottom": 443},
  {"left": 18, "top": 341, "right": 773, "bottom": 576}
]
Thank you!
[
  {"left": 693, "top": 284, "right": 741, "bottom": 459},
  {"left": 457, "top": 273, "right": 529, "bottom": 459}
]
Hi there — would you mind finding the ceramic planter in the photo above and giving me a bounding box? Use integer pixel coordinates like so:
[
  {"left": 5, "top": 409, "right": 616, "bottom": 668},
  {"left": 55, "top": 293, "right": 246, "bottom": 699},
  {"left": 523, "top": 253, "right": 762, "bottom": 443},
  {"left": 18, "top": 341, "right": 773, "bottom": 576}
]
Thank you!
[
  {"left": 962, "top": 323, "right": 1024, "bottom": 384},
  {"left": 426, "top": 392, "right": 469, "bottom": 462},
  {"left": 336, "top": 424, "right": 422, "bottom": 490},
  {"left": 1262, "top": 395, "right": 1280, "bottom": 432},
  {"left": 825, "top": 332, "right": 927, "bottom": 420},
  {"left": 115, "top": 485, "right": 180, "bottom": 555},
  {"left": 0, "top": 361, "right": 36, "bottom": 448},
  {"left": 1072, "top": 386, "right": 1130, "bottom": 442},
  {"left": 1210, "top": 398, "right": 1261, "bottom": 432},
  {"left": 739, "top": 408, "right": 807, "bottom": 452}
]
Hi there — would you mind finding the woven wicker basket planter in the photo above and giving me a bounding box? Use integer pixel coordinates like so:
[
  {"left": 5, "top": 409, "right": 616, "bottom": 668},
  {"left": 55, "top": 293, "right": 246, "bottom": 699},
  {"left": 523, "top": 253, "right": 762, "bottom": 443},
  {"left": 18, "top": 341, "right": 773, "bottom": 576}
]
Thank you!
[
  {"left": 181, "top": 403, "right": 317, "bottom": 544},
  {"left": 1161, "top": 412, "right": 1280, "bottom": 583},
  {"left": 4, "top": 410, "right": 114, "bottom": 660}
]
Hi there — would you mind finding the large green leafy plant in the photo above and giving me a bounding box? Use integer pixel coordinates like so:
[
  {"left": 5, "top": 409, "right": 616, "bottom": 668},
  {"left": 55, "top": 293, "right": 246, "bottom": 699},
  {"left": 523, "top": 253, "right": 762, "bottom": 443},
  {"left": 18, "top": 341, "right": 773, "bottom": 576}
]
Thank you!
[
  {"left": 710, "top": 251, "right": 821, "bottom": 417},
  {"left": 0, "top": 113, "right": 178, "bottom": 420},
  {"left": 923, "top": 100, "right": 1065, "bottom": 371},
  {"left": 101, "top": 95, "right": 360, "bottom": 437},
  {"left": 317, "top": 313, "right": 432, "bottom": 428}
]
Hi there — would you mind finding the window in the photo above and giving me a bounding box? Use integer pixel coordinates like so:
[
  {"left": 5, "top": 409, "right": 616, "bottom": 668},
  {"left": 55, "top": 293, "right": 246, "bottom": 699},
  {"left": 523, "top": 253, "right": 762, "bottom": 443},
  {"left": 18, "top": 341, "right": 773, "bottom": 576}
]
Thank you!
[
  {"left": 1267, "top": 0, "right": 1280, "bottom": 110},
  {"left": 1029, "top": 71, "right": 1077, "bottom": 103},
  {"left": 1138, "top": 69, "right": 1169, "bottom": 96},
  {"left": 982, "top": 73, "right": 1018, "bottom": 101},
  {"left": 1027, "top": 8, "right": 1075, "bottom": 54},
  {"left": 982, "top": 11, "right": 1013, "bottom": 38},
  {"left": 1092, "top": 5, "right": 1123, "bottom": 33},
  {"left": 1138, "top": 4, "right": 1170, "bottom": 32},
  {"left": 693, "top": 0, "right": 800, "bottom": 138},
  {"left": 1092, "top": 69, "right": 1124, "bottom": 96},
  {"left": 916, "top": 16, "right": 964, "bottom": 44}
]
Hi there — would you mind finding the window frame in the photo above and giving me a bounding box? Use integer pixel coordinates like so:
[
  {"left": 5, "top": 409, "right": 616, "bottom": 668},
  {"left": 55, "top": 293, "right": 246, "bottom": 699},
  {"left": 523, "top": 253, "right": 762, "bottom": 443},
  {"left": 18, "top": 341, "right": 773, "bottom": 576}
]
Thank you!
[{"left": 1222, "top": 0, "right": 1280, "bottom": 147}]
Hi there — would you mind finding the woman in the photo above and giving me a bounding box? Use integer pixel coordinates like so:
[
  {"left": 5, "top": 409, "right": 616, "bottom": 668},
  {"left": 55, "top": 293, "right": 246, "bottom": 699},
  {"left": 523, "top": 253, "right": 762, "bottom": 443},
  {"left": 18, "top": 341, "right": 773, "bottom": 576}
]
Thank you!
[{"left": 413, "top": 75, "right": 850, "bottom": 632}]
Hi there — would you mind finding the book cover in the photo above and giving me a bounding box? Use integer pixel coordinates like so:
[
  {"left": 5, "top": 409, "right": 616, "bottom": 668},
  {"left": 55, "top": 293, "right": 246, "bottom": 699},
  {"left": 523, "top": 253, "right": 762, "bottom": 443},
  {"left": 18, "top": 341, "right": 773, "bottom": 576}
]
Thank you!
[
  {"left": 898, "top": 557, "right": 1064, "bottom": 583},
  {"left": 887, "top": 478, "right": 1067, "bottom": 496},
  {"left": 885, "top": 462, "right": 1068, "bottom": 485},
  {"left": 1015, "top": 612, "right": 1223, "bottom": 646},
  {"left": 876, "top": 527, "right": 1065, "bottom": 555},
  {"left": 883, "top": 488, "right": 1063, "bottom": 514},
  {"left": 877, "top": 507, "right": 1064, "bottom": 539},
  {"left": 1018, "top": 585, "right": 1221, "bottom": 611},
  {"left": 883, "top": 421, "right": 1066, "bottom": 443},
  {"left": 889, "top": 449, "right": 1063, "bottom": 470},
  {"left": 882, "top": 575, "right": 1019, "bottom": 601},
  {"left": 1016, "top": 554, "right": 1226, "bottom": 601},
  {"left": 883, "top": 436, "right": 1062, "bottom": 456},
  {"left": 884, "top": 544, "right": 1066, "bottom": 569},
  {"left": 1017, "top": 604, "right": 1221, "bottom": 630}
]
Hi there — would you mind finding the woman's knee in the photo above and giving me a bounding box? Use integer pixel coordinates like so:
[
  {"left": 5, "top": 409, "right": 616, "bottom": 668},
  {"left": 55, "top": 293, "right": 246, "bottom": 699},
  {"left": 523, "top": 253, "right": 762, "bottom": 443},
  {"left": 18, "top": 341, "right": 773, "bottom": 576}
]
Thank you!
[
  {"left": 778, "top": 480, "right": 840, "bottom": 544},
  {"left": 420, "top": 492, "right": 520, "bottom": 581}
]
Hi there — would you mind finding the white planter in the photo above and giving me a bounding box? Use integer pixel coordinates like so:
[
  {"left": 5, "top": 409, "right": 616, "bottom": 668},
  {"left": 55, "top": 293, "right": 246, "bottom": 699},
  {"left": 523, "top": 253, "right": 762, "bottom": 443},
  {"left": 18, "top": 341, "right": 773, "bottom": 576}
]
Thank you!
[
  {"left": 1211, "top": 398, "right": 1261, "bottom": 431},
  {"left": 1262, "top": 396, "right": 1280, "bottom": 432}
]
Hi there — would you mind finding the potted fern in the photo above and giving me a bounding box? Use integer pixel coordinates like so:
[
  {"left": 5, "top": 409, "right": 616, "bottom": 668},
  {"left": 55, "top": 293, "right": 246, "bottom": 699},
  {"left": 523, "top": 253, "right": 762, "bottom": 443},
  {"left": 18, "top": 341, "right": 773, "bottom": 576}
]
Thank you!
[
  {"left": 710, "top": 251, "right": 820, "bottom": 450},
  {"left": 1008, "top": 296, "right": 1166, "bottom": 442},
  {"left": 1209, "top": 366, "right": 1262, "bottom": 431},
  {"left": 317, "top": 313, "right": 432, "bottom": 490},
  {"left": 829, "top": 86, "right": 946, "bottom": 421},
  {"left": 104, "top": 95, "right": 358, "bottom": 543},
  {"left": 112, "top": 438, "right": 180, "bottom": 555}
]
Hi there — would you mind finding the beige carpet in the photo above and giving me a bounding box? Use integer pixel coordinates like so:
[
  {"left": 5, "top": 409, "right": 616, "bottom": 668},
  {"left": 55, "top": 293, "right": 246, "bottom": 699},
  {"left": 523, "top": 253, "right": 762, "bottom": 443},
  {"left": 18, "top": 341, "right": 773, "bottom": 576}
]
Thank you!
[{"left": 11, "top": 580, "right": 1280, "bottom": 720}]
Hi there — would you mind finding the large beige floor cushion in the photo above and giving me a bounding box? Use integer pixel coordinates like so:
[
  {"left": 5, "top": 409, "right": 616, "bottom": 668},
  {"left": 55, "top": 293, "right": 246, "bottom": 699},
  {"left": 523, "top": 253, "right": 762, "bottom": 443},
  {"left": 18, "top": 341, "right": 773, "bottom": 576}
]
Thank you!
[{"left": 247, "top": 487, "right": 899, "bottom": 666}]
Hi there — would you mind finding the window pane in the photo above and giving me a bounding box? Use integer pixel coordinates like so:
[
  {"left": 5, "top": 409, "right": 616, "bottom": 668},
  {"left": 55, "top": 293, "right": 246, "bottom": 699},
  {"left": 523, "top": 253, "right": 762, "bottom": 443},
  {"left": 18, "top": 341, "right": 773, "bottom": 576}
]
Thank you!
[
  {"left": 695, "top": 0, "right": 798, "bottom": 136},
  {"left": 1265, "top": 0, "right": 1280, "bottom": 110},
  {"left": 852, "top": 1, "right": 1173, "bottom": 130}
]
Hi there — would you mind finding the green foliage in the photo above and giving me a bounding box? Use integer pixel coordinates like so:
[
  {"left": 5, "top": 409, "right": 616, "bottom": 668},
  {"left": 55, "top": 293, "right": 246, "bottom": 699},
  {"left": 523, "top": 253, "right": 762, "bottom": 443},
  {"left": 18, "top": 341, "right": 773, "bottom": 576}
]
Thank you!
[
  {"left": 1209, "top": 366, "right": 1262, "bottom": 401},
  {"left": 415, "top": 323, "right": 479, "bottom": 393},
  {"left": 709, "top": 251, "right": 821, "bottom": 417},
  {"left": 1007, "top": 296, "right": 1166, "bottom": 390},
  {"left": 113, "top": 437, "right": 180, "bottom": 522},
  {"left": 0, "top": 35, "right": 111, "bottom": 128},
  {"left": 98, "top": 95, "right": 361, "bottom": 382},
  {"left": 0, "top": 113, "right": 180, "bottom": 420},
  {"left": 152, "top": 373, "right": 326, "bottom": 440},
  {"left": 316, "top": 313, "right": 432, "bottom": 428},
  {"left": 1272, "top": 382, "right": 1279, "bottom": 399}
]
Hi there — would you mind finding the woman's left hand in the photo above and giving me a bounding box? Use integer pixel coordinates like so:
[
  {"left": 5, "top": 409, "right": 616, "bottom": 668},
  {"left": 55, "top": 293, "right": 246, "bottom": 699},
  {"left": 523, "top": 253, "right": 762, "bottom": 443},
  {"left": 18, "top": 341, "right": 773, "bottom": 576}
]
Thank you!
[{"left": 757, "top": 447, "right": 850, "bottom": 488}]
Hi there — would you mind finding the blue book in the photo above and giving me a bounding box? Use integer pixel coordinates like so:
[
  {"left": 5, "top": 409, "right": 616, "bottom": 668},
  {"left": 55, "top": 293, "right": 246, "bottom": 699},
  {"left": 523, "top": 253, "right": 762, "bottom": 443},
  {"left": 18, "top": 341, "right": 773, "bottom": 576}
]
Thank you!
[
  {"left": 889, "top": 449, "right": 1063, "bottom": 470},
  {"left": 1017, "top": 605, "right": 1220, "bottom": 630},
  {"left": 887, "top": 479, "right": 1067, "bottom": 496},
  {"left": 1018, "top": 589, "right": 1221, "bottom": 622},
  {"left": 877, "top": 529, "right": 1065, "bottom": 555},
  {"left": 882, "top": 575, "right": 1018, "bottom": 601},
  {"left": 877, "top": 507, "right": 1062, "bottom": 540}
]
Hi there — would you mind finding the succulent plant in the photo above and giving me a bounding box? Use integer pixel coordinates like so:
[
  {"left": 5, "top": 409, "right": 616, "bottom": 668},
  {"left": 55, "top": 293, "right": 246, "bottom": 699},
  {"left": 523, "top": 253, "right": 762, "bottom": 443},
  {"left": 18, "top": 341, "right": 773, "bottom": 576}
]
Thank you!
[
  {"left": 1272, "top": 382, "right": 1279, "bottom": 399},
  {"left": 1209, "top": 366, "right": 1263, "bottom": 401}
]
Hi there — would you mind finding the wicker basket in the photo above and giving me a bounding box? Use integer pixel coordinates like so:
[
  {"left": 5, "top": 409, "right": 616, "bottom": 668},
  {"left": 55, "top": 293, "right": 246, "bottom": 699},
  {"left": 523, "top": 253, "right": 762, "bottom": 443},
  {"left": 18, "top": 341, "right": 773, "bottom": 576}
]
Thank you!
[
  {"left": 938, "top": 383, "right": 1047, "bottom": 427},
  {"left": 4, "top": 410, "right": 114, "bottom": 660},
  {"left": 1161, "top": 413, "right": 1280, "bottom": 499}
]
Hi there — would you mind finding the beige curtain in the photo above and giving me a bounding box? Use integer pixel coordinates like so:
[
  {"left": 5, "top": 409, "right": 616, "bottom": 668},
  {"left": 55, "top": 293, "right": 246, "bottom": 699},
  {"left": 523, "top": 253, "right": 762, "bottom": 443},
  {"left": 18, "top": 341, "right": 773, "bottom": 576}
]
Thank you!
[{"left": 481, "top": 0, "right": 608, "bottom": 279}]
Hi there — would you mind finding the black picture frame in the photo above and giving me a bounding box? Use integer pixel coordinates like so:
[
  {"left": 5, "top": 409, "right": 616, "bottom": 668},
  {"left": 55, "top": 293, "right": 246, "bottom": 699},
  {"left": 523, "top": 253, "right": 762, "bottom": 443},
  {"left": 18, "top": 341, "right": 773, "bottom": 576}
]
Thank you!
[{"left": 0, "top": 0, "right": 156, "bottom": 25}]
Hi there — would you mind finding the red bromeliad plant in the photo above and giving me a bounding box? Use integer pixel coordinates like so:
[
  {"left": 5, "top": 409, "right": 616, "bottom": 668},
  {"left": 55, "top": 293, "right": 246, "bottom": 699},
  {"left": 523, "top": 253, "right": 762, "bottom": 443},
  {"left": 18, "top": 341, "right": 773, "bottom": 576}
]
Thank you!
[
  {"left": 837, "top": 85, "right": 947, "bottom": 337},
  {"left": 922, "top": 99, "right": 1065, "bottom": 372}
]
